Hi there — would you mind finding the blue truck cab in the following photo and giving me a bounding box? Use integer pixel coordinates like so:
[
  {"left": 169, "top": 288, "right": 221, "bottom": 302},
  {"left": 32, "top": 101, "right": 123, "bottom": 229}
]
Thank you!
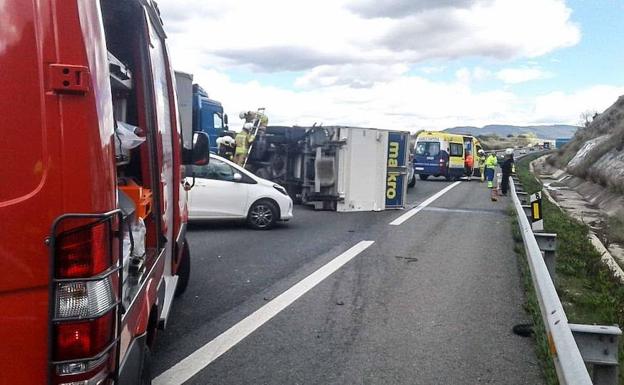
[{"left": 192, "top": 84, "right": 227, "bottom": 153}]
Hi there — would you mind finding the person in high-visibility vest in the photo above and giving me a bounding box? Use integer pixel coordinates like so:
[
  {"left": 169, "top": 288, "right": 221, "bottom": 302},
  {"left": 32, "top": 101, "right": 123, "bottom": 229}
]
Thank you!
[
  {"left": 234, "top": 123, "right": 255, "bottom": 166},
  {"left": 484, "top": 152, "right": 498, "bottom": 189},
  {"left": 477, "top": 149, "right": 487, "bottom": 182},
  {"left": 465, "top": 151, "right": 474, "bottom": 181}
]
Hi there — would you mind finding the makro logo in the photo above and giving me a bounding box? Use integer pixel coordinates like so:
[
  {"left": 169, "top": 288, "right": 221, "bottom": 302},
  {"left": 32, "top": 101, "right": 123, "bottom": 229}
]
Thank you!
[{"left": 386, "top": 141, "right": 399, "bottom": 199}]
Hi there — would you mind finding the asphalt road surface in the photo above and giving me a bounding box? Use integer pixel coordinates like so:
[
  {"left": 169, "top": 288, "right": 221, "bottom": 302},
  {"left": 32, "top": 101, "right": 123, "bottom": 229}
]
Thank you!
[{"left": 152, "top": 175, "right": 544, "bottom": 385}]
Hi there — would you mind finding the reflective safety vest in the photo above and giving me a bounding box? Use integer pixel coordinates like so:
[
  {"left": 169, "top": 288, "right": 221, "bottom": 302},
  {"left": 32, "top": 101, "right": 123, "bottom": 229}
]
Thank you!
[
  {"left": 235, "top": 131, "right": 254, "bottom": 155},
  {"left": 465, "top": 154, "right": 474, "bottom": 168},
  {"left": 485, "top": 155, "right": 498, "bottom": 169}
]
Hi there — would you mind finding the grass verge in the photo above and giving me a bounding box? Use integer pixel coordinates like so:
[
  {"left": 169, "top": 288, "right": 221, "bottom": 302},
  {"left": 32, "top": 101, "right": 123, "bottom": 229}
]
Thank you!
[{"left": 513, "top": 154, "right": 624, "bottom": 384}]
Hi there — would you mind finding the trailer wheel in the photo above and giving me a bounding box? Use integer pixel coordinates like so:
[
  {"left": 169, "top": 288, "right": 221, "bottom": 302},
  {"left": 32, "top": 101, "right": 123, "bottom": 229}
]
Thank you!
[
  {"left": 175, "top": 241, "right": 191, "bottom": 297},
  {"left": 140, "top": 345, "right": 152, "bottom": 385},
  {"left": 419, "top": 174, "right": 429, "bottom": 181}
]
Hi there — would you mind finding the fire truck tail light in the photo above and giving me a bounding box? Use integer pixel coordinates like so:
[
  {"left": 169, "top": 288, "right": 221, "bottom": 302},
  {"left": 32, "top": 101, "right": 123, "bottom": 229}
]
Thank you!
[
  {"left": 56, "top": 352, "right": 109, "bottom": 376},
  {"left": 55, "top": 221, "right": 112, "bottom": 279},
  {"left": 56, "top": 369, "right": 109, "bottom": 385},
  {"left": 55, "top": 279, "right": 116, "bottom": 319},
  {"left": 51, "top": 214, "right": 119, "bottom": 384},
  {"left": 54, "top": 311, "right": 115, "bottom": 362}
]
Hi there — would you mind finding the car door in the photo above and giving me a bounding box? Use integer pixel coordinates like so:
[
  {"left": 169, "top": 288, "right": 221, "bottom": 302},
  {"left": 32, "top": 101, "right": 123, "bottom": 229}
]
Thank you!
[{"left": 188, "top": 158, "right": 249, "bottom": 218}]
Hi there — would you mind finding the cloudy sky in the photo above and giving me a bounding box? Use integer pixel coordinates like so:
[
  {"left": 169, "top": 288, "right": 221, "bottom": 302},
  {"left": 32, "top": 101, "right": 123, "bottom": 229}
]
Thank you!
[{"left": 158, "top": 0, "right": 624, "bottom": 131}]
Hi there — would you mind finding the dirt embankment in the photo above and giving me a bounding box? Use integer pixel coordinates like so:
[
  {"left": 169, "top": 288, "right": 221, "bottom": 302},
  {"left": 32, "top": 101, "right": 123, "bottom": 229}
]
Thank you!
[
  {"left": 544, "top": 95, "right": 624, "bottom": 270},
  {"left": 532, "top": 156, "right": 624, "bottom": 280},
  {"left": 551, "top": 95, "right": 624, "bottom": 194}
]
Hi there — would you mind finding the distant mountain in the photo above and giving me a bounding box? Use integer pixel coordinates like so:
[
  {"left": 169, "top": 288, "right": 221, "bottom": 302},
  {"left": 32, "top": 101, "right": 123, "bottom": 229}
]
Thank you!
[{"left": 444, "top": 124, "right": 578, "bottom": 140}]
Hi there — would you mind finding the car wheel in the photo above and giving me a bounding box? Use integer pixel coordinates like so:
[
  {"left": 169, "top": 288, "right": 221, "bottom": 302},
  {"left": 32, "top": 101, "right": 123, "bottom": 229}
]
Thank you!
[
  {"left": 408, "top": 175, "right": 416, "bottom": 187},
  {"left": 175, "top": 240, "right": 190, "bottom": 297},
  {"left": 247, "top": 200, "right": 278, "bottom": 230},
  {"left": 419, "top": 174, "right": 429, "bottom": 181}
]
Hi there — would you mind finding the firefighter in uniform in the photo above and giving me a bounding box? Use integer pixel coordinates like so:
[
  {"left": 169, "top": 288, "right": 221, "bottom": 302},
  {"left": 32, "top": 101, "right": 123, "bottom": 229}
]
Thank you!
[
  {"left": 477, "top": 149, "right": 486, "bottom": 182},
  {"left": 216, "top": 134, "right": 236, "bottom": 161},
  {"left": 234, "top": 123, "right": 255, "bottom": 166}
]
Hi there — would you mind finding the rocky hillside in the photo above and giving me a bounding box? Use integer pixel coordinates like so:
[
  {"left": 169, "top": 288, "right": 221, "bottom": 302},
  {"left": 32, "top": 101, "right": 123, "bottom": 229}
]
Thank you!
[{"left": 550, "top": 95, "right": 624, "bottom": 194}]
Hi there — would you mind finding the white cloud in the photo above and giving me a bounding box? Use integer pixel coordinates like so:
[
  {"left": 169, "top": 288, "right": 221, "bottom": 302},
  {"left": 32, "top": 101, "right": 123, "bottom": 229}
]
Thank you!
[
  {"left": 497, "top": 67, "right": 553, "bottom": 84},
  {"left": 532, "top": 85, "right": 624, "bottom": 124},
  {"left": 153, "top": 0, "right": 617, "bottom": 133},
  {"left": 295, "top": 64, "right": 409, "bottom": 89},
  {"left": 455, "top": 67, "right": 492, "bottom": 84},
  {"left": 419, "top": 66, "right": 447, "bottom": 74},
  {"left": 347, "top": 0, "right": 489, "bottom": 19},
  {"left": 189, "top": 65, "right": 623, "bottom": 133},
  {"left": 159, "top": 0, "right": 580, "bottom": 72}
]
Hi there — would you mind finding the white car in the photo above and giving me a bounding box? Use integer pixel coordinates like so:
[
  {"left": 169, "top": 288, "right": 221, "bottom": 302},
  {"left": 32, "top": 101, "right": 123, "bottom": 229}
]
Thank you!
[{"left": 186, "top": 154, "right": 293, "bottom": 229}]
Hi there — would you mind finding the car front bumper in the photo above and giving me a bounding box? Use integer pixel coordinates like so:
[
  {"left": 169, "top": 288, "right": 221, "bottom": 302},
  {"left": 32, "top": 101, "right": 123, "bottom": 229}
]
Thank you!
[{"left": 280, "top": 199, "right": 294, "bottom": 221}]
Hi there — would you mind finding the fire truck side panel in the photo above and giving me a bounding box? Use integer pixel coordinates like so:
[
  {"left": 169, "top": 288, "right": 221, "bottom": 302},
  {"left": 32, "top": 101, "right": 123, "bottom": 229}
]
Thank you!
[
  {"left": 1, "top": 1, "right": 190, "bottom": 383},
  {"left": 0, "top": 1, "right": 117, "bottom": 384},
  {"left": 146, "top": 17, "right": 175, "bottom": 279}
]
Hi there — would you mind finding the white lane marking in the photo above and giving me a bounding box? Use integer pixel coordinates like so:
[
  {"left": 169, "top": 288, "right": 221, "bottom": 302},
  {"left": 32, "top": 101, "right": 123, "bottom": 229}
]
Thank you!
[
  {"left": 389, "top": 181, "right": 461, "bottom": 226},
  {"left": 153, "top": 240, "right": 375, "bottom": 385}
]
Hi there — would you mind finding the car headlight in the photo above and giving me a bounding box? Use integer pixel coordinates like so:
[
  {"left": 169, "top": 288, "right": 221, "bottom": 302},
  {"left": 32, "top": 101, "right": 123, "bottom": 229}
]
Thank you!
[{"left": 273, "top": 184, "right": 288, "bottom": 196}]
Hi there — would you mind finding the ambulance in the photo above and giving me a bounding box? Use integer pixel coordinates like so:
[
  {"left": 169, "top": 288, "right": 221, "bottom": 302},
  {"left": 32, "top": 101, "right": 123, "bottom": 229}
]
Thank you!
[
  {"left": 413, "top": 131, "right": 466, "bottom": 180},
  {"left": 413, "top": 131, "right": 484, "bottom": 181}
]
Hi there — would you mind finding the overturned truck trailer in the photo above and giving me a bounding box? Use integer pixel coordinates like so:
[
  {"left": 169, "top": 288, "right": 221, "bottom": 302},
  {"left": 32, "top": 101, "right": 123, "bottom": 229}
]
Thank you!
[{"left": 247, "top": 126, "right": 410, "bottom": 211}]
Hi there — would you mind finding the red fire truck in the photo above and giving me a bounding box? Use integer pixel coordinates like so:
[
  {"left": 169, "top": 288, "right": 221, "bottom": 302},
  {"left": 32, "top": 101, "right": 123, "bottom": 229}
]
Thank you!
[{"left": 0, "top": 1, "right": 209, "bottom": 384}]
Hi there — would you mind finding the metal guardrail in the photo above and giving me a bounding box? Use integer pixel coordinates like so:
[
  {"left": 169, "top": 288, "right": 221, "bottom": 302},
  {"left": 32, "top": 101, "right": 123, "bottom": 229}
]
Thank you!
[{"left": 510, "top": 177, "right": 621, "bottom": 385}]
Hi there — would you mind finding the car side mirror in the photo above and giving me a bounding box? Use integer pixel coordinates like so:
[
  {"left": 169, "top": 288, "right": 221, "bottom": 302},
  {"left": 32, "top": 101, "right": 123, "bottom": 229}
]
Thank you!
[
  {"left": 233, "top": 172, "right": 242, "bottom": 182},
  {"left": 183, "top": 131, "right": 210, "bottom": 166},
  {"left": 224, "top": 113, "right": 229, "bottom": 126}
]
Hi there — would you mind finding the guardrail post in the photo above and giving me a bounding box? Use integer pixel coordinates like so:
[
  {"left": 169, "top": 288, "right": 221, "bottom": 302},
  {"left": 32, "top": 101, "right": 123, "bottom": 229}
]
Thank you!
[
  {"left": 521, "top": 204, "right": 532, "bottom": 222},
  {"left": 533, "top": 233, "right": 557, "bottom": 282},
  {"left": 516, "top": 191, "right": 529, "bottom": 204},
  {"left": 569, "top": 324, "right": 622, "bottom": 385},
  {"left": 529, "top": 192, "right": 544, "bottom": 232}
]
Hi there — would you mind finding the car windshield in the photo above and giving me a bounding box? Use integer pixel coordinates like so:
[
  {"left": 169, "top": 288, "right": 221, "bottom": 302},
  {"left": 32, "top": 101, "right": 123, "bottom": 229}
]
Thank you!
[
  {"left": 192, "top": 158, "right": 235, "bottom": 181},
  {"left": 415, "top": 142, "right": 440, "bottom": 156}
]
